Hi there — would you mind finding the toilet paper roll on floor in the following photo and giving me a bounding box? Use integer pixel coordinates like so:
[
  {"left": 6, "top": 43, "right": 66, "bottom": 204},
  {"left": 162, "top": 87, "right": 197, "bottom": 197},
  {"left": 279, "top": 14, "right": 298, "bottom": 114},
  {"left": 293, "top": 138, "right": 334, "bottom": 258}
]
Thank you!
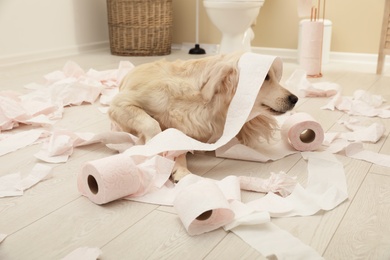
[
  {"left": 281, "top": 112, "right": 324, "bottom": 151},
  {"left": 173, "top": 178, "right": 235, "bottom": 236},
  {"left": 77, "top": 154, "right": 144, "bottom": 205}
]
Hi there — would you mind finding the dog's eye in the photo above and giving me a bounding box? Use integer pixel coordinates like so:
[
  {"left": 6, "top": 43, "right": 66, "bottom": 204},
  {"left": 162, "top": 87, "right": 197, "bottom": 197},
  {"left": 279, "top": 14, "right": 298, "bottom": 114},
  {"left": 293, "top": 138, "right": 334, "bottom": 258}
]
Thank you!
[{"left": 265, "top": 74, "right": 270, "bottom": 81}]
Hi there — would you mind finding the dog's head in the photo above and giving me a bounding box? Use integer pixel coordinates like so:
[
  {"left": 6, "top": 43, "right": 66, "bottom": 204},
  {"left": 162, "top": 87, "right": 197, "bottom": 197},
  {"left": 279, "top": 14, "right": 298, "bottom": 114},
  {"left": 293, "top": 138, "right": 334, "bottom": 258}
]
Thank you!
[
  {"left": 255, "top": 60, "right": 298, "bottom": 116},
  {"left": 236, "top": 58, "right": 299, "bottom": 145}
]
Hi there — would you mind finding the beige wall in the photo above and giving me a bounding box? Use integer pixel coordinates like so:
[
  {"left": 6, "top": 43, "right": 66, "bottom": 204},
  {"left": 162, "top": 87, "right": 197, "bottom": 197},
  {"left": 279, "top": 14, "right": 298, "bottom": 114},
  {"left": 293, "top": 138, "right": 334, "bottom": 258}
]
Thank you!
[
  {"left": 0, "top": 0, "right": 108, "bottom": 61},
  {"left": 173, "top": 0, "right": 385, "bottom": 54}
]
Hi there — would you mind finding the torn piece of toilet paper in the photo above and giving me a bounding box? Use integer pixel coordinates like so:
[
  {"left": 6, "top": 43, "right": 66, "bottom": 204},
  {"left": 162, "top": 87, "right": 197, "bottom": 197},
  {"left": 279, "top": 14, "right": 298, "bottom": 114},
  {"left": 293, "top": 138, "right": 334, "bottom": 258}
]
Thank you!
[
  {"left": 344, "top": 142, "right": 390, "bottom": 168},
  {"left": 321, "top": 119, "right": 390, "bottom": 167},
  {"left": 0, "top": 163, "right": 52, "bottom": 197},
  {"left": 0, "top": 129, "right": 48, "bottom": 157},
  {"left": 340, "top": 122, "right": 385, "bottom": 143},
  {"left": 326, "top": 140, "right": 390, "bottom": 168},
  {"left": 14, "top": 164, "right": 51, "bottom": 191},
  {"left": 323, "top": 120, "right": 386, "bottom": 145},
  {"left": 285, "top": 69, "right": 340, "bottom": 97},
  {"left": 35, "top": 130, "right": 138, "bottom": 163},
  {"left": 0, "top": 173, "right": 23, "bottom": 197},
  {"left": 322, "top": 90, "right": 390, "bottom": 118},
  {"left": 0, "top": 90, "right": 59, "bottom": 131},
  {"left": 14, "top": 163, "right": 52, "bottom": 191},
  {"left": 61, "top": 247, "right": 102, "bottom": 260},
  {"left": 247, "top": 152, "right": 348, "bottom": 217}
]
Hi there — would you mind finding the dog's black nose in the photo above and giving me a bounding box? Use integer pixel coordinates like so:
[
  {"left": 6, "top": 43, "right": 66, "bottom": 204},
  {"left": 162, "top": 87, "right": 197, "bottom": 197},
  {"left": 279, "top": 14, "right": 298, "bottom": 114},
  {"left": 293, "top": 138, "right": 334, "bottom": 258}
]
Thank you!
[{"left": 289, "top": 94, "right": 298, "bottom": 105}]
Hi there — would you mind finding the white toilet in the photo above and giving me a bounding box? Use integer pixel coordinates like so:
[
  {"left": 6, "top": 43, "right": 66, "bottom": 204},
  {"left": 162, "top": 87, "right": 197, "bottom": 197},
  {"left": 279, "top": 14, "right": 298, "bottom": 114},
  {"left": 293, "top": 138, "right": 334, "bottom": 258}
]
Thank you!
[{"left": 203, "top": 0, "right": 265, "bottom": 54}]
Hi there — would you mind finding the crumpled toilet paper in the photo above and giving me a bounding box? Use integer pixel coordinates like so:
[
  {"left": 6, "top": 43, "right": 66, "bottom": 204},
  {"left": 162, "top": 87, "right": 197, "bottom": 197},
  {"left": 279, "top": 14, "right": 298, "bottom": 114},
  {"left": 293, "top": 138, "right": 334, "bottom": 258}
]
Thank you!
[
  {"left": 245, "top": 152, "right": 348, "bottom": 217},
  {"left": 239, "top": 172, "right": 297, "bottom": 197},
  {"left": 285, "top": 69, "right": 340, "bottom": 97},
  {"left": 322, "top": 89, "right": 390, "bottom": 118},
  {"left": 0, "top": 61, "right": 134, "bottom": 131}
]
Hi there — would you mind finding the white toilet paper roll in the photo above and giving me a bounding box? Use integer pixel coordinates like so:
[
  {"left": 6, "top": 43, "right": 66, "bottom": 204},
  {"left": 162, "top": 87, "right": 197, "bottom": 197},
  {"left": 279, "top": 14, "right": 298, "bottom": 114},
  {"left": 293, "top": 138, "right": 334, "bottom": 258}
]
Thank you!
[
  {"left": 281, "top": 112, "right": 324, "bottom": 151},
  {"left": 173, "top": 179, "right": 235, "bottom": 236},
  {"left": 299, "top": 21, "right": 324, "bottom": 76},
  {"left": 77, "top": 154, "right": 142, "bottom": 205}
]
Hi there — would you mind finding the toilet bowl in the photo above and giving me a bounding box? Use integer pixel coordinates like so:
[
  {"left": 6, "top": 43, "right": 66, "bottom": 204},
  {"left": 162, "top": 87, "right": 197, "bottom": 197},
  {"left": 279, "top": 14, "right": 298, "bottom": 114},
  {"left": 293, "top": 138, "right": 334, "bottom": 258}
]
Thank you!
[{"left": 203, "top": 0, "right": 265, "bottom": 53}]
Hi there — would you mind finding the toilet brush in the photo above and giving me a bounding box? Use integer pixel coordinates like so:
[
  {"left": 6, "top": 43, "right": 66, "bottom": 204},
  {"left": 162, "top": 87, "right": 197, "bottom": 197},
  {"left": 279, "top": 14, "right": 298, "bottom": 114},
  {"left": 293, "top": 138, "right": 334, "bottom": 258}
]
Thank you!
[{"left": 189, "top": 0, "right": 206, "bottom": 54}]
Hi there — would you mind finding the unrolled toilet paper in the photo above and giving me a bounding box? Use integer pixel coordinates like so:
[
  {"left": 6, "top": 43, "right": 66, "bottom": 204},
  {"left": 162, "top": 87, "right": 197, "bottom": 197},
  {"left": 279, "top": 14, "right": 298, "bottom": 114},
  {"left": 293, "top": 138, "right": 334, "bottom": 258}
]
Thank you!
[{"left": 281, "top": 112, "right": 324, "bottom": 151}]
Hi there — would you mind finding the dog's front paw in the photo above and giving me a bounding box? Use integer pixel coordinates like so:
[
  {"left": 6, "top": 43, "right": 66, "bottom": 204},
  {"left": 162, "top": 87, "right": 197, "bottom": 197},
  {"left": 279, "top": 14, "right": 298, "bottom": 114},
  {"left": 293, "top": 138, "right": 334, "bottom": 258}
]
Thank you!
[{"left": 171, "top": 167, "right": 191, "bottom": 183}]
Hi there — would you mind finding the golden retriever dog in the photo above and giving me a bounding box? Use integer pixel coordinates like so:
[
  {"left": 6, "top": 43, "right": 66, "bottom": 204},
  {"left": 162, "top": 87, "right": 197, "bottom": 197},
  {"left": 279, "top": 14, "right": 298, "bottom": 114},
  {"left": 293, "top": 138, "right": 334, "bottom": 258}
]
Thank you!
[{"left": 108, "top": 52, "right": 298, "bottom": 182}]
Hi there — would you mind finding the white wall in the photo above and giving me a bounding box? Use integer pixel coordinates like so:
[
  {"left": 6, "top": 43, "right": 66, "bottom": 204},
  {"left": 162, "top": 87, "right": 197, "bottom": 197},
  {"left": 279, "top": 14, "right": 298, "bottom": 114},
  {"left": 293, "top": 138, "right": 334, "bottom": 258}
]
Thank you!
[{"left": 0, "top": 0, "right": 109, "bottom": 64}]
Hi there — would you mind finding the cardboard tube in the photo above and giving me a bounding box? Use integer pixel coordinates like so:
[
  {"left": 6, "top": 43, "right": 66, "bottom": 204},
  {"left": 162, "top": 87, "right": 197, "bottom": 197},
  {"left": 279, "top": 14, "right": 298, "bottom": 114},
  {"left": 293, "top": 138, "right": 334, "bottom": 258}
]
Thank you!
[
  {"left": 281, "top": 113, "right": 324, "bottom": 151},
  {"left": 77, "top": 154, "right": 142, "bottom": 205}
]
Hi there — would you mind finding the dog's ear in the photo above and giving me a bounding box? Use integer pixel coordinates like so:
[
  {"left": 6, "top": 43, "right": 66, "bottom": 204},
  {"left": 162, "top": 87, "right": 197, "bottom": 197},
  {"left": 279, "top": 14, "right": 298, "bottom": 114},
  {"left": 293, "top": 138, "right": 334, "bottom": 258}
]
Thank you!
[
  {"left": 200, "top": 62, "right": 238, "bottom": 102},
  {"left": 272, "top": 58, "right": 283, "bottom": 82}
]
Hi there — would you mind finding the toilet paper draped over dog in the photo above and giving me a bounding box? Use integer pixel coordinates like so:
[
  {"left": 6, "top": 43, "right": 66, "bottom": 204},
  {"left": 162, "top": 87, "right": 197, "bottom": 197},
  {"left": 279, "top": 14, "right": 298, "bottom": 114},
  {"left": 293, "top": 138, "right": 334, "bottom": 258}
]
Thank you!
[{"left": 122, "top": 53, "right": 283, "bottom": 157}]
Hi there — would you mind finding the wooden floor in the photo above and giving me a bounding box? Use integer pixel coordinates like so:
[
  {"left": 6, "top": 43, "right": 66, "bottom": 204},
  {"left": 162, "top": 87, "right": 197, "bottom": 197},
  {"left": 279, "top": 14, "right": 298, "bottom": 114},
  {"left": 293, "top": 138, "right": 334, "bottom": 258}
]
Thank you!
[{"left": 1, "top": 49, "right": 390, "bottom": 259}]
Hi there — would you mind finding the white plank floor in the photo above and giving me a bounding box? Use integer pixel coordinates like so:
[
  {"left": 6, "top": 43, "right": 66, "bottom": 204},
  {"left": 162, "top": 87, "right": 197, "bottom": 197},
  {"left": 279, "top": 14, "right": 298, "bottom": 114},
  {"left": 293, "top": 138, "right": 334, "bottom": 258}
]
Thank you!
[{"left": 1, "top": 49, "right": 390, "bottom": 259}]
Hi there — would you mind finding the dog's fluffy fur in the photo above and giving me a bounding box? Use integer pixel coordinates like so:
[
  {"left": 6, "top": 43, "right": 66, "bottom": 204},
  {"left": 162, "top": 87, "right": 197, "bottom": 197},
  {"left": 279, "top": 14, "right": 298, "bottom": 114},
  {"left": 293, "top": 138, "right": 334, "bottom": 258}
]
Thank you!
[{"left": 109, "top": 52, "right": 298, "bottom": 182}]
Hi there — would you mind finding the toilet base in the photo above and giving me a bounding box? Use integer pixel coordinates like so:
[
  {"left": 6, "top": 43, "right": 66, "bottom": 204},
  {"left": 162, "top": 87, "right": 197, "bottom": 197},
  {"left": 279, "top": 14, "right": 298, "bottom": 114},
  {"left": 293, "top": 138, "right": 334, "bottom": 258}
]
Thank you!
[{"left": 218, "top": 28, "right": 254, "bottom": 54}]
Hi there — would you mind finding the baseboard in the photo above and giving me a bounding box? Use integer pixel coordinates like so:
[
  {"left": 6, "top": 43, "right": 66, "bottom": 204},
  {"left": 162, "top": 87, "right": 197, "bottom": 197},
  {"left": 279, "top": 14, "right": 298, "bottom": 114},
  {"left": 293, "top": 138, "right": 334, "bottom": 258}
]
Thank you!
[
  {"left": 329, "top": 51, "right": 381, "bottom": 64},
  {"left": 175, "top": 43, "right": 383, "bottom": 65},
  {"left": 0, "top": 41, "right": 110, "bottom": 67},
  {"left": 253, "top": 46, "right": 384, "bottom": 65}
]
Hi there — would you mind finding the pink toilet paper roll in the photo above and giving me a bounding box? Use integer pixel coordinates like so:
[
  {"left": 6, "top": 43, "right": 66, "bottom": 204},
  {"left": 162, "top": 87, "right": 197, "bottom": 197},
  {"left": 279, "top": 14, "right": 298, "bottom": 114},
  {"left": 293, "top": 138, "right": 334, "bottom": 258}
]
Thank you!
[
  {"left": 299, "top": 21, "right": 324, "bottom": 76},
  {"left": 77, "top": 154, "right": 143, "bottom": 205},
  {"left": 281, "top": 112, "right": 324, "bottom": 151},
  {"left": 173, "top": 179, "right": 235, "bottom": 236}
]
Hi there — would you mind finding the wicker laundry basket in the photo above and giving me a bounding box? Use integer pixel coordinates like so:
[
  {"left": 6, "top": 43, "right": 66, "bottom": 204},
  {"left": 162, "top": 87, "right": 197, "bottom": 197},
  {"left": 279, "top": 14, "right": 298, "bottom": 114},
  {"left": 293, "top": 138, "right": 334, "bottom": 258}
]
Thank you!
[{"left": 107, "top": 0, "right": 173, "bottom": 56}]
